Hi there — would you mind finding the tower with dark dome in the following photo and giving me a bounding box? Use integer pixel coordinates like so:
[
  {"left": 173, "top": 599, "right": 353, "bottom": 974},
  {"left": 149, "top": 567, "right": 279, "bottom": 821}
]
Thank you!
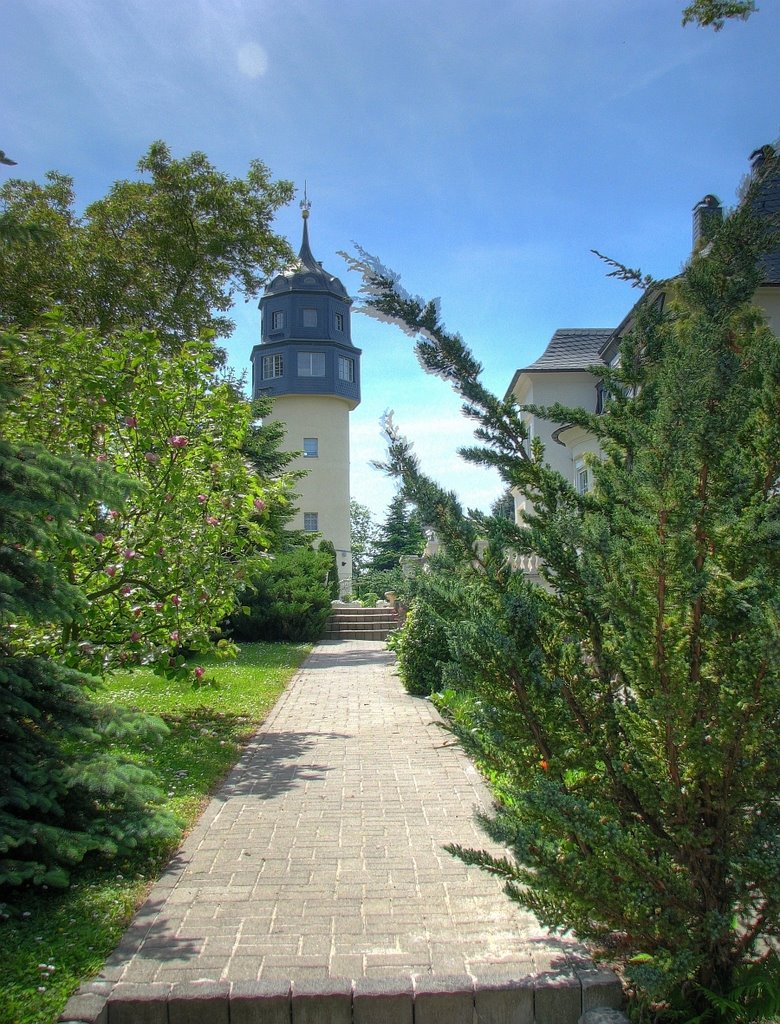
[{"left": 251, "top": 198, "right": 361, "bottom": 593}]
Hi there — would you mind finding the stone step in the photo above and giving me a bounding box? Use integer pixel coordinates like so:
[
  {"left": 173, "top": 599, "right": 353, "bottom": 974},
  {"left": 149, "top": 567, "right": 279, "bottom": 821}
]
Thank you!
[
  {"left": 324, "top": 605, "right": 399, "bottom": 641},
  {"left": 322, "top": 626, "right": 398, "bottom": 640}
]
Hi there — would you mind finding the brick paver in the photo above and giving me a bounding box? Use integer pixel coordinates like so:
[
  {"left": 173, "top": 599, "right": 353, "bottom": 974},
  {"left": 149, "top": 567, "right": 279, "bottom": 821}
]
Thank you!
[{"left": 71, "top": 641, "right": 618, "bottom": 1020}]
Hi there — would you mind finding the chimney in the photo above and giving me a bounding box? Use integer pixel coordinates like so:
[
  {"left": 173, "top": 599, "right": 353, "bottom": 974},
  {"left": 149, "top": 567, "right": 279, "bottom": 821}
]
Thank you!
[{"left": 692, "top": 194, "right": 723, "bottom": 252}]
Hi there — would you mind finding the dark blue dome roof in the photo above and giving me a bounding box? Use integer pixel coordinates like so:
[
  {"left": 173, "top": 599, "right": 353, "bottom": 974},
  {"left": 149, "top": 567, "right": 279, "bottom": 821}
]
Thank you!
[{"left": 264, "top": 214, "right": 350, "bottom": 300}]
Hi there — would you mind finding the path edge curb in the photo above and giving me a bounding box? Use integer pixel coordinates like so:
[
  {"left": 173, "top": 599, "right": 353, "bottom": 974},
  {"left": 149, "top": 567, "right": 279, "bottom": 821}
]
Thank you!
[{"left": 59, "top": 968, "right": 625, "bottom": 1023}]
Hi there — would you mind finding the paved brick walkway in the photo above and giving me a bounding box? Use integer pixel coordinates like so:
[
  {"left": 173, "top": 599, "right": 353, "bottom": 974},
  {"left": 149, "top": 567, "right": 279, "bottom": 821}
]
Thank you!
[{"left": 62, "top": 640, "right": 622, "bottom": 1023}]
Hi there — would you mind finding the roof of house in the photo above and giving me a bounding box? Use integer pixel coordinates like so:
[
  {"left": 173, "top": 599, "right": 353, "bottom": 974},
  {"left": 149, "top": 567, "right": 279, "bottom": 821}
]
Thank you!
[
  {"left": 504, "top": 328, "right": 612, "bottom": 400},
  {"left": 523, "top": 328, "right": 613, "bottom": 372}
]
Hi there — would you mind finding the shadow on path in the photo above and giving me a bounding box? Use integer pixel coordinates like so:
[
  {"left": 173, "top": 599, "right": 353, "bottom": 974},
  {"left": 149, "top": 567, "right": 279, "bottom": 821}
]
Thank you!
[
  {"left": 212, "top": 729, "right": 352, "bottom": 801},
  {"left": 305, "top": 644, "right": 396, "bottom": 669}
]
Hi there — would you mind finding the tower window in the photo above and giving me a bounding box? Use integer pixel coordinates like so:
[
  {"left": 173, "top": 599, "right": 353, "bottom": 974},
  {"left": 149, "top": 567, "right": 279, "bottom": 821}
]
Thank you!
[
  {"left": 338, "top": 356, "right": 354, "bottom": 383},
  {"left": 302, "top": 308, "right": 318, "bottom": 327},
  {"left": 303, "top": 437, "right": 319, "bottom": 458},
  {"left": 271, "top": 310, "right": 285, "bottom": 331},
  {"left": 262, "top": 354, "right": 284, "bottom": 379},
  {"left": 335, "top": 312, "right": 344, "bottom": 331},
  {"left": 303, "top": 512, "right": 319, "bottom": 532},
  {"left": 298, "top": 352, "right": 325, "bottom": 377}
]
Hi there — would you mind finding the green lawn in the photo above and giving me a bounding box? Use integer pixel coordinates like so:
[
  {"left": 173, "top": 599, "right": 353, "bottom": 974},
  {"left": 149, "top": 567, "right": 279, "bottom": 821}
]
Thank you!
[{"left": 0, "top": 642, "right": 310, "bottom": 1024}]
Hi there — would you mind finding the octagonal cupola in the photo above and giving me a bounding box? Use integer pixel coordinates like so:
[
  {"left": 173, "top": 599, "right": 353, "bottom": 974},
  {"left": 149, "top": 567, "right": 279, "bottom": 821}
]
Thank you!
[{"left": 251, "top": 199, "right": 361, "bottom": 409}]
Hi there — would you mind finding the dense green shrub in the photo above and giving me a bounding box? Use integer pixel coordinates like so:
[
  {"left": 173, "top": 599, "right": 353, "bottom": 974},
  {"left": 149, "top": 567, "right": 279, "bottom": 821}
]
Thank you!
[
  {"left": 227, "top": 547, "right": 333, "bottom": 642},
  {"left": 388, "top": 597, "right": 450, "bottom": 696},
  {"left": 318, "top": 540, "right": 340, "bottom": 600},
  {"left": 353, "top": 566, "right": 405, "bottom": 603}
]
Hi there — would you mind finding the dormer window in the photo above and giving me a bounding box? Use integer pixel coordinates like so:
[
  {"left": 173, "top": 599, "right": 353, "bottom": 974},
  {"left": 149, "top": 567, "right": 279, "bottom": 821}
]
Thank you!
[
  {"left": 335, "top": 312, "right": 344, "bottom": 331},
  {"left": 303, "top": 308, "right": 317, "bottom": 327},
  {"left": 271, "top": 310, "right": 284, "bottom": 331}
]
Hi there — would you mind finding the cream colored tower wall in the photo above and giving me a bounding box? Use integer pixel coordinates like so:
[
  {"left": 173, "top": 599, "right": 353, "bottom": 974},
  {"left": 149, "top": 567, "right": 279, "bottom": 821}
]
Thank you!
[{"left": 267, "top": 394, "right": 353, "bottom": 594}]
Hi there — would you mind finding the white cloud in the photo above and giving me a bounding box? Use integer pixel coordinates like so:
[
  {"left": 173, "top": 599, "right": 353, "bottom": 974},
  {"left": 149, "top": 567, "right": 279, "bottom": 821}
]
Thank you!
[
  {"left": 237, "top": 42, "right": 268, "bottom": 79},
  {"left": 349, "top": 410, "right": 503, "bottom": 522}
]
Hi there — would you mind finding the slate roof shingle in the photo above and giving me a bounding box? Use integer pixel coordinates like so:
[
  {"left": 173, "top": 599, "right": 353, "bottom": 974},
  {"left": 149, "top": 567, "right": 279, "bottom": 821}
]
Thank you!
[{"left": 523, "top": 328, "right": 614, "bottom": 372}]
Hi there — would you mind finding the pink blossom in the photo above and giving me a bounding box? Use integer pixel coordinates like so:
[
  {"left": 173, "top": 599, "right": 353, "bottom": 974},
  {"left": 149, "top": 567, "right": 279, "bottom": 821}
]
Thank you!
[
  {"left": 168, "top": 435, "right": 189, "bottom": 449},
  {"left": 253, "top": 498, "right": 266, "bottom": 512},
  {"left": 96, "top": 454, "right": 108, "bottom": 463},
  {"left": 124, "top": 416, "right": 138, "bottom": 428},
  {"left": 122, "top": 548, "right": 137, "bottom": 560},
  {"left": 44, "top": 514, "right": 55, "bottom": 523},
  {"left": 170, "top": 630, "right": 180, "bottom": 643},
  {"left": 154, "top": 602, "right": 164, "bottom": 612},
  {"left": 197, "top": 494, "right": 208, "bottom": 504},
  {"left": 131, "top": 606, "right": 143, "bottom": 617},
  {"left": 130, "top": 631, "right": 141, "bottom": 642},
  {"left": 105, "top": 565, "right": 118, "bottom": 577},
  {"left": 144, "top": 451, "right": 159, "bottom": 464},
  {"left": 120, "top": 585, "right": 133, "bottom": 597},
  {"left": 108, "top": 510, "right": 120, "bottom": 520},
  {"left": 170, "top": 594, "right": 181, "bottom": 606},
  {"left": 93, "top": 532, "right": 105, "bottom": 542},
  {"left": 78, "top": 642, "right": 94, "bottom": 654},
  {"left": 194, "top": 666, "right": 205, "bottom": 681},
  {"left": 206, "top": 515, "right": 220, "bottom": 526}
]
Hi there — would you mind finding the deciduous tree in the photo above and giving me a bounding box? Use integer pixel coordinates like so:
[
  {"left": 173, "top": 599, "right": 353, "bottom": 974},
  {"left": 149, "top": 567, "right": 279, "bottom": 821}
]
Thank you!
[
  {"left": 2, "top": 318, "right": 279, "bottom": 678},
  {"left": 0, "top": 142, "right": 294, "bottom": 350}
]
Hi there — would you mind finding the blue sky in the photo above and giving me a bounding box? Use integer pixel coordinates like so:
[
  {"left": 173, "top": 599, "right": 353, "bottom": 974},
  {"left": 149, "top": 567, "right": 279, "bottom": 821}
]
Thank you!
[{"left": 3, "top": 0, "right": 779, "bottom": 520}]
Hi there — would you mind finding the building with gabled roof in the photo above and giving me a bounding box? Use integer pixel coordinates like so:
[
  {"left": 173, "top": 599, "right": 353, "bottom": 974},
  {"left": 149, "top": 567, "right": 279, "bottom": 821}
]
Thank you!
[{"left": 505, "top": 145, "right": 780, "bottom": 530}]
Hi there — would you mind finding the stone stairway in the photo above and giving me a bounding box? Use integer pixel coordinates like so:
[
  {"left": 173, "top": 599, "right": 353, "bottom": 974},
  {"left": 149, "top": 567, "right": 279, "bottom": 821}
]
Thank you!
[{"left": 323, "top": 603, "right": 399, "bottom": 641}]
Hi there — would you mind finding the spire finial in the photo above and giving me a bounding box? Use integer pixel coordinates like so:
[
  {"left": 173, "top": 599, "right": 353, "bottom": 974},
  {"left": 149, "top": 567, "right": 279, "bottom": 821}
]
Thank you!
[
  {"left": 297, "top": 182, "right": 317, "bottom": 270},
  {"left": 300, "top": 181, "right": 311, "bottom": 221}
]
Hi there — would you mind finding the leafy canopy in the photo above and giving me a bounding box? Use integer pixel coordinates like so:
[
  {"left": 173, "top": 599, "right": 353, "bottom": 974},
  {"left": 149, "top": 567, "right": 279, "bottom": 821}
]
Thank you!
[
  {"left": 1, "top": 317, "right": 280, "bottom": 679},
  {"left": 0, "top": 141, "right": 294, "bottom": 348}
]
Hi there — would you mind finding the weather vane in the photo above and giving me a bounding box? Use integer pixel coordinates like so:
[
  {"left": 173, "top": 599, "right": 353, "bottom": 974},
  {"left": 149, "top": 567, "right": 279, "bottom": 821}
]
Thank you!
[{"left": 300, "top": 181, "right": 311, "bottom": 220}]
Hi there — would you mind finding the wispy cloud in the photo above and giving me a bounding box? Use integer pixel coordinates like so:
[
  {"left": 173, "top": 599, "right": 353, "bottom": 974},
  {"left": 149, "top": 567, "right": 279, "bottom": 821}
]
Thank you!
[{"left": 237, "top": 42, "right": 269, "bottom": 79}]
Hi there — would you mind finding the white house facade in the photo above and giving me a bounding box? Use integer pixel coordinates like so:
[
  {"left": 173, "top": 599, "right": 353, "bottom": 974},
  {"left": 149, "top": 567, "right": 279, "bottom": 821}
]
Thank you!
[{"left": 505, "top": 146, "right": 780, "bottom": 525}]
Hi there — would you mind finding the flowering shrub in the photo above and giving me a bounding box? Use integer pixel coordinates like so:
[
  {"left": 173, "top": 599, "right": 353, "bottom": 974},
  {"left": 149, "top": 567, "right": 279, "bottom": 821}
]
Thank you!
[{"left": 2, "top": 318, "right": 288, "bottom": 679}]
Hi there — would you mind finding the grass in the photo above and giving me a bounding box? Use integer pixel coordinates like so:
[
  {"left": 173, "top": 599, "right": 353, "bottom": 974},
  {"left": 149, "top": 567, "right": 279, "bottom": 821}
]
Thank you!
[{"left": 0, "top": 641, "right": 310, "bottom": 1024}]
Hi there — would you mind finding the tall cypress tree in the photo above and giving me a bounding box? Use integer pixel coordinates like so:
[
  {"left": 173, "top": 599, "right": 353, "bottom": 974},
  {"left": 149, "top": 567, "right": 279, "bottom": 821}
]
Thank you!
[{"left": 343, "top": 150, "right": 780, "bottom": 1019}]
